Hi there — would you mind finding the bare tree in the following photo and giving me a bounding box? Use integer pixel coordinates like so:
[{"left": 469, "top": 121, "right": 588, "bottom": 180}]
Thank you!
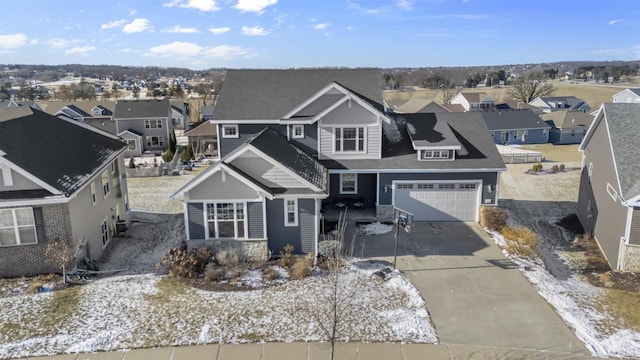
[
  {"left": 508, "top": 72, "right": 555, "bottom": 103},
  {"left": 441, "top": 86, "right": 460, "bottom": 104},
  {"left": 45, "top": 238, "right": 81, "bottom": 284}
]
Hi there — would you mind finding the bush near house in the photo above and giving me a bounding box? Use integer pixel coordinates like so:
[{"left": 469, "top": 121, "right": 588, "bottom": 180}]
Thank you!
[
  {"left": 500, "top": 226, "right": 540, "bottom": 259},
  {"left": 480, "top": 206, "right": 509, "bottom": 231}
]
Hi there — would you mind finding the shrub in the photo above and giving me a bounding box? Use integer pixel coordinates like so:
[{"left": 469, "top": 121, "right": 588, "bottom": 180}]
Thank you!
[
  {"left": 291, "top": 253, "right": 315, "bottom": 280},
  {"left": 28, "top": 281, "right": 44, "bottom": 294},
  {"left": 216, "top": 247, "right": 241, "bottom": 267},
  {"left": 318, "top": 240, "right": 342, "bottom": 259},
  {"left": 550, "top": 164, "right": 559, "bottom": 174},
  {"left": 161, "top": 150, "right": 174, "bottom": 163},
  {"left": 128, "top": 157, "right": 136, "bottom": 169},
  {"left": 559, "top": 163, "right": 565, "bottom": 172},
  {"left": 279, "top": 244, "right": 296, "bottom": 269},
  {"left": 157, "top": 246, "right": 214, "bottom": 278},
  {"left": 204, "top": 263, "right": 225, "bottom": 282},
  {"left": 262, "top": 267, "right": 280, "bottom": 281},
  {"left": 532, "top": 163, "right": 543, "bottom": 173},
  {"left": 181, "top": 146, "right": 192, "bottom": 163},
  {"left": 481, "top": 206, "right": 509, "bottom": 231},
  {"left": 500, "top": 226, "right": 539, "bottom": 258}
]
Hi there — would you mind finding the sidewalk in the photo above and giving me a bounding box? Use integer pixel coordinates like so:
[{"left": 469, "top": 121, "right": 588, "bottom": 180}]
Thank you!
[{"left": 23, "top": 342, "right": 596, "bottom": 360}]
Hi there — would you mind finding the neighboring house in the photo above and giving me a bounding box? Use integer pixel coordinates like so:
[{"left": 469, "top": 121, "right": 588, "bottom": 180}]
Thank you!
[
  {"left": 495, "top": 100, "right": 542, "bottom": 114},
  {"left": 393, "top": 99, "right": 452, "bottom": 114},
  {"left": 113, "top": 99, "right": 173, "bottom": 156},
  {"left": 170, "top": 100, "right": 190, "bottom": 130},
  {"left": 0, "top": 107, "right": 130, "bottom": 277},
  {"left": 171, "top": 69, "right": 505, "bottom": 258},
  {"left": 3, "top": 99, "right": 42, "bottom": 110},
  {"left": 529, "top": 96, "right": 591, "bottom": 113},
  {"left": 450, "top": 92, "right": 495, "bottom": 111},
  {"left": 480, "top": 109, "right": 551, "bottom": 145},
  {"left": 201, "top": 105, "right": 215, "bottom": 121},
  {"left": 542, "top": 110, "right": 594, "bottom": 144},
  {"left": 612, "top": 88, "right": 640, "bottom": 104},
  {"left": 577, "top": 103, "right": 640, "bottom": 271},
  {"left": 184, "top": 120, "right": 218, "bottom": 159},
  {"left": 38, "top": 100, "right": 118, "bottom": 135}
]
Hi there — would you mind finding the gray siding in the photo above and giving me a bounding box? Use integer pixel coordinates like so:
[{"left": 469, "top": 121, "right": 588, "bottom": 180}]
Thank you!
[
  {"left": 290, "top": 123, "right": 318, "bottom": 156},
  {"left": 247, "top": 202, "right": 264, "bottom": 238},
  {"left": 0, "top": 168, "right": 42, "bottom": 191},
  {"left": 492, "top": 129, "right": 549, "bottom": 145},
  {"left": 629, "top": 208, "right": 640, "bottom": 246},
  {"left": 187, "top": 170, "right": 260, "bottom": 200},
  {"left": 328, "top": 173, "right": 377, "bottom": 208},
  {"left": 266, "top": 198, "right": 316, "bottom": 255},
  {"left": 318, "top": 125, "right": 381, "bottom": 160},
  {"left": 378, "top": 172, "right": 498, "bottom": 206},
  {"left": 187, "top": 202, "right": 205, "bottom": 239},
  {"left": 230, "top": 155, "right": 306, "bottom": 188},
  {"left": 116, "top": 118, "right": 170, "bottom": 152},
  {"left": 577, "top": 119, "right": 627, "bottom": 268},
  {"left": 549, "top": 129, "right": 587, "bottom": 145},
  {"left": 219, "top": 124, "right": 286, "bottom": 158}
]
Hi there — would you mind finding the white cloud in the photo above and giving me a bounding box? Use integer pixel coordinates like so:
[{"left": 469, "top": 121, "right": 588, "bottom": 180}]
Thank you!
[
  {"left": 204, "top": 45, "right": 254, "bottom": 59},
  {"left": 164, "top": 26, "right": 201, "bottom": 33},
  {"left": 347, "top": 26, "right": 354, "bottom": 31},
  {"left": 234, "top": 0, "right": 277, "bottom": 13},
  {"left": 241, "top": 26, "right": 270, "bottom": 36},
  {"left": 313, "top": 23, "right": 330, "bottom": 31},
  {"left": 149, "top": 41, "right": 204, "bottom": 57},
  {"left": 163, "top": 0, "right": 220, "bottom": 12},
  {"left": 123, "top": 18, "right": 152, "bottom": 33},
  {"left": 29, "top": 39, "right": 39, "bottom": 45},
  {"left": 208, "top": 27, "right": 231, "bottom": 35},
  {"left": 147, "top": 41, "right": 253, "bottom": 60},
  {"left": 46, "top": 38, "right": 69, "bottom": 48},
  {"left": 65, "top": 46, "right": 96, "bottom": 55},
  {"left": 118, "top": 48, "right": 134, "bottom": 53},
  {"left": 0, "top": 33, "right": 27, "bottom": 49},
  {"left": 101, "top": 19, "right": 127, "bottom": 30},
  {"left": 396, "top": 0, "right": 413, "bottom": 10},
  {"left": 607, "top": 18, "right": 624, "bottom": 25},
  {"left": 129, "top": 9, "right": 138, "bottom": 15}
]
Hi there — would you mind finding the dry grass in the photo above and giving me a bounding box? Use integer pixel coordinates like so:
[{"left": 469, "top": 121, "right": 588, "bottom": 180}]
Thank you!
[
  {"left": 519, "top": 143, "right": 582, "bottom": 163},
  {"left": 562, "top": 235, "right": 611, "bottom": 272},
  {"left": 594, "top": 288, "right": 640, "bottom": 334},
  {"left": 500, "top": 226, "right": 540, "bottom": 259}
]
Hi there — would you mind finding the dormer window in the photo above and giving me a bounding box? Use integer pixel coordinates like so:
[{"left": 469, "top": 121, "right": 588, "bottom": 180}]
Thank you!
[
  {"left": 222, "top": 125, "right": 239, "bottom": 138},
  {"left": 420, "top": 150, "right": 451, "bottom": 160},
  {"left": 335, "top": 127, "right": 365, "bottom": 153},
  {"left": 92, "top": 107, "right": 104, "bottom": 115},
  {"left": 292, "top": 125, "right": 304, "bottom": 139}
]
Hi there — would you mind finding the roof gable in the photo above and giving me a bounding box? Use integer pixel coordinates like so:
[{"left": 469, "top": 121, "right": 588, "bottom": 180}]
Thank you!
[{"left": 404, "top": 113, "right": 461, "bottom": 149}]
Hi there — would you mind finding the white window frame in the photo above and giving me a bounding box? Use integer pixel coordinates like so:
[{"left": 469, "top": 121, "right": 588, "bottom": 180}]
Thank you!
[
  {"left": 284, "top": 199, "right": 298, "bottom": 227},
  {"left": 90, "top": 182, "right": 97, "bottom": 206},
  {"left": 340, "top": 173, "right": 358, "bottom": 194},
  {"left": 1, "top": 165, "right": 13, "bottom": 187},
  {"left": 145, "top": 136, "right": 165, "bottom": 147},
  {"left": 100, "top": 219, "right": 109, "bottom": 247},
  {"left": 144, "top": 119, "right": 163, "bottom": 129},
  {"left": 421, "top": 150, "right": 450, "bottom": 160},
  {"left": 110, "top": 160, "right": 117, "bottom": 174},
  {"left": 588, "top": 162, "right": 593, "bottom": 179},
  {"left": 607, "top": 183, "right": 617, "bottom": 202},
  {"left": 101, "top": 171, "right": 110, "bottom": 198},
  {"left": 0, "top": 208, "right": 37, "bottom": 246},
  {"left": 292, "top": 125, "right": 304, "bottom": 139},
  {"left": 206, "top": 202, "right": 247, "bottom": 239},
  {"left": 334, "top": 127, "right": 365, "bottom": 153},
  {"left": 222, "top": 125, "right": 239, "bottom": 139}
]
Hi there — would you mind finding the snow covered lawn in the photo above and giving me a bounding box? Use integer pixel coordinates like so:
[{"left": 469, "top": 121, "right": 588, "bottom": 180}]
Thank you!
[{"left": 0, "top": 261, "right": 436, "bottom": 359}]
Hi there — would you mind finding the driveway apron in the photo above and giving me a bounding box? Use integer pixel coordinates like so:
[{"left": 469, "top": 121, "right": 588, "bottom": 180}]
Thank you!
[{"left": 355, "top": 222, "right": 589, "bottom": 354}]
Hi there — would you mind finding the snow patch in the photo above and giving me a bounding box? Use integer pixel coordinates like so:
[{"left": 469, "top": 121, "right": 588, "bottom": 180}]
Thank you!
[{"left": 357, "top": 222, "right": 393, "bottom": 236}]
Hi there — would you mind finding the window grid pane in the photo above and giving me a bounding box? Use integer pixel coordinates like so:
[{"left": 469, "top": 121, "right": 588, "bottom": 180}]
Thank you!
[
  {"left": 14, "top": 208, "right": 34, "bottom": 226},
  {"left": 0, "top": 210, "right": 13, "bottom": 227}
]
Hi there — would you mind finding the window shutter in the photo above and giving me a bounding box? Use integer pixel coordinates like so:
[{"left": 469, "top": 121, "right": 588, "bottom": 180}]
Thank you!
[{"left": 33, "top": 207, "right": 46, "bottom": 243}]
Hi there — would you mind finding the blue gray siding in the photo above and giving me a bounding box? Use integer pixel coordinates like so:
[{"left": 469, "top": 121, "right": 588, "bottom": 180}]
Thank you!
[
  {"left": 548, "top": 129, "right": 587, "bottom": 145},
  {"left": 491, "top": 129, "right": 549, "bottom": 145},
  {"left": 219, "top": 124, "right": 286, "bottom": 157},
  {"left": 247, "top": 202, "right": 264, "bottom": 238},
  {"left": 290, "top": 123, "right": 318, "bottom": 156},
  {"left": 266, "top": 198, "right": 316, "bottom": 255},
  {"left": 187, "top": 202, "right": 205, "bottom": 239},
  {"left": 327, "top": 173, "right": 376, "bottom": 208},
  {"left": 378, "top": 172, "right": 498, "bottom": 205}
]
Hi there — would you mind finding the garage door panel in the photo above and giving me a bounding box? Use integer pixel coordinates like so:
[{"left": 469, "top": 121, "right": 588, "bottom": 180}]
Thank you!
[{"left": 395, "top": 182, "right": 479, "bottom": 222}]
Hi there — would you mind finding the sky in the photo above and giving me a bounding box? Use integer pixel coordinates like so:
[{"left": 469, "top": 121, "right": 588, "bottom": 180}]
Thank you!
[{"left": 0, "top": 0, "right": 638, "bottom": 70}]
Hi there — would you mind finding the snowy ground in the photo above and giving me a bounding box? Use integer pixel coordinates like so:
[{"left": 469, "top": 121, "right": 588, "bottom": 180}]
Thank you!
[{"left": 498, "top": 162, "right": 640, "bottom": 358}]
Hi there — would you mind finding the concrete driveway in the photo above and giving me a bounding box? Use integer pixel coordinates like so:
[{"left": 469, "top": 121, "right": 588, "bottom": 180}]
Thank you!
[{"left": 353, "top": 221, "right": 589, "bottom": 354}]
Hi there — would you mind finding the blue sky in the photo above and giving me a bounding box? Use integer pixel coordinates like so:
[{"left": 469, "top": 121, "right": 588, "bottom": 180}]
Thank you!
[{"left": 0, "top": 0, "right": 638, "bottom": 69}]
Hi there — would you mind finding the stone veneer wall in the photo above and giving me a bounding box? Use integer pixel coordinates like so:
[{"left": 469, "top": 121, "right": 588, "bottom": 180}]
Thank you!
[
  {"left": 376, "top": 205, "right": 394, "bottom": 222},
  {"left": 186, "top": 239, "right": 268, "bottom": 261},
  {"left": 0, "top": 203, "right": 73, "bottom": 278},
  {"left": 623, "top": 245, "right": 640, "bottom": 272}
]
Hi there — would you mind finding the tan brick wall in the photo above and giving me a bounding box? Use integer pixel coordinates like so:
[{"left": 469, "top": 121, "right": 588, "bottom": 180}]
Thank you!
[{"left": 623, "top": 245, "right": 640, "bottom": 272}]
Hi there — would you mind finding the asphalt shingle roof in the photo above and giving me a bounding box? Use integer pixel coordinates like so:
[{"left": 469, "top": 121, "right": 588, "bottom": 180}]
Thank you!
[
  {"left": 113, "top": 99, "right": 170, "bottom": 118},
  {"left": 602, "top": 103, "right": 640, "bottom": 200},
  {"left": 541, "top": 110, "right": 594, "bottom": 129},
  {"left": 212, "top": 69, "right": 383, "bottom": 120},
  {"left": 480, "top": 109, "right": 551, "bottom": 131},
  {"left": 404, "top": 113, "right": 461, "bottom": 148},
  {"left": 0, "top": 107, "right": 126, "bottom": 196}
]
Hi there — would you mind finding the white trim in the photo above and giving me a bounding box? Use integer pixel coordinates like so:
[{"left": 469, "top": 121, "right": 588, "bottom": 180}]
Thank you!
[
  {"left": 607, "top": 183, "right": 618, "bottom": 202},
  {"left": 262, "top": 200, "right": 268, "bottom": 241},
  {"left": 493, "top": 172, "right": 500, "bottom": 205},
  {"left": 117, "top": 129, "right": 143, "bottom": 138},
  {"left": 100, "top": 218, "right": 110, "bottom": 248},
  {"left": 292, "top": 124, "right": 305, "bottom": 139},
  {"left": 333, "top": 126, "right": 366, "bottom": 154},
  {"left": 0, "top": 157, "right": 62, "bottom": 195},
  {"left": 0, "top": 207, "right": 38, "bottom": 246},
  {"left": 282, "top": 82, "right": 350, "bottom": 119},
  {"left": 624, "top": 207, "right": 634, "bottom": 244},
  {"left": 183, "top": 202, "right": 190, "bottom": 240},
  {"left": 90, "top": 182, "right": 97, "bottom": 206},
  {"left": 188, "top": 197, "right": 263, "bottom": 203},
  {"left": 412, "top": 145, "right": 462, "bottom": 151},
  {"left": 327, "top": 168, "right": 506, "bottom": 174},
  {"left": 1, "top": 165, "right": 13, "bottom": 186},
  {"left": 314, "top": 199, "right": 320, "bottom": 258},
  {"left": 339, "top": 173, "right": 358, "bottom": 194},
  {"left": 284, "top": 199, "right": 298, "bottom": 227},
  {"left": 221, "top": 124, "right": 239, "bottom": 138},
  {"left": 273, "top": 194, "right": 327, "bottom": 199},
  {"left": 205, "top": 202, "right": 248, "bottom": 239},
  {"left": 375, "top": 172, "right": 380, "bottom": 205},
  {"left": 0, "top": 195, "right": 69, "bottom": 206}
]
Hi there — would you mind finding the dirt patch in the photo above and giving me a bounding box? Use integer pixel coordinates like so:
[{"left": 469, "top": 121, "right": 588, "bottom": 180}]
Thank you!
[
  {"left": 557, "top": 213, "right": 585, "bottom": 234},
  {"left": 582, "top": 271, "right": 640, "bottom": 293}
]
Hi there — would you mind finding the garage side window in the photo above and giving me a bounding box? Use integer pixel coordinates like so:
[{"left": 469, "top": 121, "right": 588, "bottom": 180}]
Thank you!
[{"left": 340, "top": 173, "right": 358, "bottom": 194}]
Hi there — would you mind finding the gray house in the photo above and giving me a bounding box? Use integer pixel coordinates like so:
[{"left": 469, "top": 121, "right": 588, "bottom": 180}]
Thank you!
[
  {"left": 0, "top": 107, "right": 130, "bottom": 277},
  {"left": 529, "top": 96, "right": 591, "bottom": 113},
  {"left": 171, "top": 69, "right": 506, "bottom": 258},
  {"left": 113, "top": 99, "right": 173, "bottom": 156},
  {"left": 612, "top": 88, "right": 640, "bottom": 104},
  {"left": 577, "top": 103, "right": 640, "bottom": 271},
  {"left": 542, "top": 110, "right": 594, "bottom": 145},
  {"left": 481, "top": 109, "right": 551, "bottom": 145}
]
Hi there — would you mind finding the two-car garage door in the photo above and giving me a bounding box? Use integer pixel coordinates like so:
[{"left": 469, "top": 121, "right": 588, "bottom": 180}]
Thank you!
[{"left": 394, "top": 182, "right": 480, "bottom": 222}]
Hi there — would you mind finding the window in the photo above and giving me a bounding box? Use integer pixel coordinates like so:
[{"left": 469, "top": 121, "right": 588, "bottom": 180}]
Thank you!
[
  {"left": 110, "top": 160, "right": 117, "bottom": 174},
  {"left": 124, "top": 139, "right": 137, "bottom": 150},
  {"left": 417, "top": 184, "right": 433, "bottom": 189},
  {"left": 90, "top": 182, "right": 97, "bottom": 206},
  {"left": 222, "top": 125, "right": 239, "bottom": 138},
  {"left": 340, "top": 173, "right": 357, "bottom": 194},
  {"left": 571, "top": 129, "right": 576, "bottom": 136},
  {"left": 542, "top": 129, "right": 548, "bottom": 136},
  {"left": 206, "top": 203, "right": 246, "bottom": 239},
  {"left": 459, "top": 184, "right": 477, "bottom": 189},
  {"left": 0, "top": 208, "right": 37, "bottom": 246},
  {"left": 92, "top": 107, "right": 103, "bottom": 115},
  {"left": 516, "top": 130, "right": 528, "bottom": 141},
  {"left": 100, "top": 219, "right": 109, "bottom": 247},
  {"left": 1, "top": 165, "right": 13, "bottom": 187},
  {"left": 588, "top": 162, "right": 593, "bottom": 179},
  {"left": 397, "top": 183, "right": 414, "bottom": 189},
  {"left": 145, "top": 136, "right": 164, "bottom": 147},
  {"left": 144, "top": 119, "right": 163, "bottom": 129},
  {"left": 334, "top": 127, "right": 365, "bottom": 152},
  {"left": 285, "top": 199, "right": 298, "bottom": 227},
  {"left": 292, "top": 125, "right": 304, "bottom": 139},
  {"left": 421, "top": 150, "right": 450, "bottom": 160},
  {"left": 607, "top": 183, "right": 617, "bottom": 201},
  {"left": 439, "top": 183, "right": 455, "bottom": 189},
  {"left": 101, "top": 171, "right": 110, "bottom": 197}
]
